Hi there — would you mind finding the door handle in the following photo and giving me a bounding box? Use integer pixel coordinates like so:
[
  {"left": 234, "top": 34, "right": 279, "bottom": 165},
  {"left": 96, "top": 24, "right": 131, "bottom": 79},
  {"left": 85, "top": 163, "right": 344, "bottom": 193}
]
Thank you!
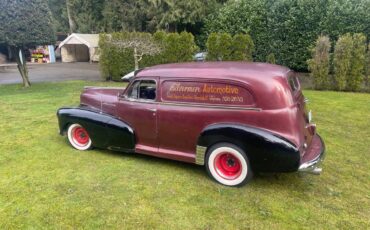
[{"left": 147, "top": 108, "right": 157, "bottom": 112}]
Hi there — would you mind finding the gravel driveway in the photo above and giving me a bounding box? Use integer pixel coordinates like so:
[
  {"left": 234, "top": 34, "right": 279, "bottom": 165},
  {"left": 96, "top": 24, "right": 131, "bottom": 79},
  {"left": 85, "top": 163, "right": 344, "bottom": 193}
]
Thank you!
[{"left": 0, "top": 62, "right": 101, "bottom": 85}]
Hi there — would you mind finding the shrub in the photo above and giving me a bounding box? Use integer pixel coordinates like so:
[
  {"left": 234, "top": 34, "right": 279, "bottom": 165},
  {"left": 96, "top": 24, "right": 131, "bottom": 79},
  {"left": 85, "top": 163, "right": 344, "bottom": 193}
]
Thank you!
[
  {"left": 99, "top": 33, "right": 133, "bottom": 81},
  {"left": 307, "top": 35, "right": 331, "bottom": 90},
  {"left": 231, "top": 34, "right": 254, "bottom": 61},
  {"left": 333, "top": 34, "right": 353, "bottom": 91},
  {"left": 206, "top": 32, "right": 254, "bottom": 61},
  {"left": 218, "top": 33, "right": 233, "bottom": 61},
  {"left": 177, "top": 31, "right": 199, "bottom": 62},
  {"left": 205, "top": 33, "right": 220, "bottom": 61},
  {"left": 266, "top": 53, "right": 276, "bottom": 64},
  {"left": 347, "top": 33, "right": 367, "bottom": 91},
  {"left": 99, "top": 31, "right": 198, "bottom": 81}
]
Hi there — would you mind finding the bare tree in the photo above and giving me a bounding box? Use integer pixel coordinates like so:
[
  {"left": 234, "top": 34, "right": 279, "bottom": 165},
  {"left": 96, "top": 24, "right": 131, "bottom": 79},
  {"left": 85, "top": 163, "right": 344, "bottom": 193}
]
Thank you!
[
  {"left": 111, "top": 32, "right": 162, "bottom": 70},
  {"left": 66, "top": 0, "right": 76, "bottom": 33}
]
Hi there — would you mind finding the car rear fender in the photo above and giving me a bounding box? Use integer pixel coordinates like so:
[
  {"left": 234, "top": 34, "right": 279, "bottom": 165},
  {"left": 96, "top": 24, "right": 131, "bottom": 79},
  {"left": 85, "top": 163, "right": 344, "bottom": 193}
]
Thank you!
[{"left": 196, "top": 123, "right": 300, "bottom": 172}]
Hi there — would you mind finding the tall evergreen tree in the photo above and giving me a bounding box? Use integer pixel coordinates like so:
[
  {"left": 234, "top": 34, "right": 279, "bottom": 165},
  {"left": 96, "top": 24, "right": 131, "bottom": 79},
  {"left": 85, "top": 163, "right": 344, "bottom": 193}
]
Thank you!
[
  {"left": 333, "top": 34, "right": 353, "bottom": 91},
  {"left": 307, "top": 35, "right": 331, "bottom": 90},
  {"left": 0, "top": 0, "right": 55, "bottom": 87},
  {"left": 347, "top": 33, "right": 366, "bottom": 91}
]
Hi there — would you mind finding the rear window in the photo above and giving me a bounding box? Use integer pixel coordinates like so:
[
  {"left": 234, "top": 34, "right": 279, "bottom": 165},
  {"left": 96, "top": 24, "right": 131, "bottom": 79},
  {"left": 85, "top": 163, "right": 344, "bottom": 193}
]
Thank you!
[{"left": 161, "top": 80, "right": 254, "bottom": 106}]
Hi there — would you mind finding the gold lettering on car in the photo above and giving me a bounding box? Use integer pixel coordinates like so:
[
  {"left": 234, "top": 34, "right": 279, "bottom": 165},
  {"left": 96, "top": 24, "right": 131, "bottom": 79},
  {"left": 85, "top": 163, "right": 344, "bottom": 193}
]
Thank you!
[{"left": 202, "top": 84, "right": 239, "bottom": 94}]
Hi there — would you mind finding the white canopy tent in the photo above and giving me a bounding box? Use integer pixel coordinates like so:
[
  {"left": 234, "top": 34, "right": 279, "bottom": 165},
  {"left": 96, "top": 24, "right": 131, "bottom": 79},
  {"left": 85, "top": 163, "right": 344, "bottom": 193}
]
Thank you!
[{"left": 58, "top": 33, "right": 99, "bottom": 63}]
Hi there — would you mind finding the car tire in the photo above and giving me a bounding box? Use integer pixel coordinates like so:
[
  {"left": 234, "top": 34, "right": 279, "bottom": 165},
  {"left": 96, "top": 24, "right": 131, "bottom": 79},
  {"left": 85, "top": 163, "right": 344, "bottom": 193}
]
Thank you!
[
  {"left": 67, "top": 123, "right": 92, "bottom": 151},
  {"left": 205, "top": 143, "right": 253, "bottom": 187}
]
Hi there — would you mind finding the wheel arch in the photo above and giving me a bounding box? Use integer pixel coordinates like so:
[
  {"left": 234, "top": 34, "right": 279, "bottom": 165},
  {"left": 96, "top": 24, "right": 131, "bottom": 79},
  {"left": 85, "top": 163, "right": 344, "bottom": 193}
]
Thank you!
[{"left": 196, "top": 123, "right": 300, "bottom": 172}]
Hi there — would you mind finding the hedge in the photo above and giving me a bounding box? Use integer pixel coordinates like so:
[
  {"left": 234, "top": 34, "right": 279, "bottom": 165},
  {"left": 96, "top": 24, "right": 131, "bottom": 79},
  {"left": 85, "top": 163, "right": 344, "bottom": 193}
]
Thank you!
[
  {"left": 99, "top": 31, "right": 198, "bottom": 81},
  {"left": 203, "top": 0, "right": 370, "bottom": 71}
]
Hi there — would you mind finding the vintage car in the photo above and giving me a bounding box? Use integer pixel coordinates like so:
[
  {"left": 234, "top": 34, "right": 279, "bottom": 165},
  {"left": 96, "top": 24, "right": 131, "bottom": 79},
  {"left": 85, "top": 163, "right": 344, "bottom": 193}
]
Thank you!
[{"left": 57, "top": 62, "right": 325, "bottom": 186}]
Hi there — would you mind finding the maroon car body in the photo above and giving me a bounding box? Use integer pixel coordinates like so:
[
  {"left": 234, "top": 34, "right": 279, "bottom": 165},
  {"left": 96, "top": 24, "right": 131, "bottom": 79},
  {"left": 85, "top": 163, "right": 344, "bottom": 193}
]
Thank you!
[{"left": 57, "top": 62, "right": 325, "bottom": 186}]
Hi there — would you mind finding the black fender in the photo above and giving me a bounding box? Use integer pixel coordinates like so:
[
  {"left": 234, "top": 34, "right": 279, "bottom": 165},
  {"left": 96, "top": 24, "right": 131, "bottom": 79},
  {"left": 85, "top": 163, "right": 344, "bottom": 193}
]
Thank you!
[
  {"left": 197, "top": 123, "right": 300, "bottom": 172},
  {"left": 57, "top": 107, "right": 135, "bottom": 151}
]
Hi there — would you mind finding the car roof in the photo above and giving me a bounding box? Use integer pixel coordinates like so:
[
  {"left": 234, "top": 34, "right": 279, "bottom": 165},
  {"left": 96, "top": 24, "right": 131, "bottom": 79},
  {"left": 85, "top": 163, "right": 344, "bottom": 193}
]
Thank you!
[
  {"left": 136, "top": 62, "right": 291, "bottom": 82},
  {"left": 135, "top": 62, "right": 294, "bottom": 110}
]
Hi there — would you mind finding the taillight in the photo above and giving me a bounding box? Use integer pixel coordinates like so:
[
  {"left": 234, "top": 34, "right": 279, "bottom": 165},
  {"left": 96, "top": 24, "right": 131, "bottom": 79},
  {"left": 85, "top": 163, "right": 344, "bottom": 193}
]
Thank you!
[{"left": 306, "top": 123, "right": 316, "bottom": 135}]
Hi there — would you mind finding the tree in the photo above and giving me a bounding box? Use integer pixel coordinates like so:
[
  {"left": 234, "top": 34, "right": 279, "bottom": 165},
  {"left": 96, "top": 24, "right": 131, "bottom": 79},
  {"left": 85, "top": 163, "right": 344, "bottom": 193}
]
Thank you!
[
  {"left": 66, "top": 0, "right": 76, "bottom": 33},
  {"left": 347, "top": 33, "right": 366, "bottom": 91},
  {"left": 145, "top": 0, "right": 223, "bottom": 32},
  {"left": 366, "top": 44, "right": 370, "bottom": 90},
  {"left": 111, "top": 32, "right": 162, "bottom": 70},
  {"left": 333, "top": 34, "right": 353, "bottom": 91},
  {"left": 307, "top": 35, "right": 331, "bottom": 90},
  {"left": 0, "top": 0, "right": 55, "bottom": 87}
]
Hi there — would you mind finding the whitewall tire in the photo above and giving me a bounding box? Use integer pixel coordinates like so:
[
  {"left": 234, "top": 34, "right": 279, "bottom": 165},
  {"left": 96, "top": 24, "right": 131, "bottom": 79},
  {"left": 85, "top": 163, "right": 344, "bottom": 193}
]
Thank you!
[
  {"left": 206, "top": 143, "right": 253, "bottom": 186},
  {"left": 67, "top": 124, "right": 92, "bottom": 151}
]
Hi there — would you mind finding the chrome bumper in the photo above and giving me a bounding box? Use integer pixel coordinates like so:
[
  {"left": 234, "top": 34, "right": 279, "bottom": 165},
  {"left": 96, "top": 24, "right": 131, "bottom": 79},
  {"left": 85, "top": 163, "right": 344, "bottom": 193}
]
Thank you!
[{"left": 298, "top": 134, "right": 326, "bottom": 175}]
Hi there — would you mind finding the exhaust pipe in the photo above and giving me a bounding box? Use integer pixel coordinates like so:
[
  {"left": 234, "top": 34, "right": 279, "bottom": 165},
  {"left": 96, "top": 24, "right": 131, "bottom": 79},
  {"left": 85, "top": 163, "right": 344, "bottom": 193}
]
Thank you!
[{"left": 308, "top": 167, "right": 322, "bottom": 175}]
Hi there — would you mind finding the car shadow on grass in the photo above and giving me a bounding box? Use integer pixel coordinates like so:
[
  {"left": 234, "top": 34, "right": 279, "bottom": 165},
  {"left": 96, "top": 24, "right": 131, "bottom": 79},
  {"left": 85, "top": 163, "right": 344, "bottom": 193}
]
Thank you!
[{"left": 87, "top": 145, "right": 316, "bottom": 191}]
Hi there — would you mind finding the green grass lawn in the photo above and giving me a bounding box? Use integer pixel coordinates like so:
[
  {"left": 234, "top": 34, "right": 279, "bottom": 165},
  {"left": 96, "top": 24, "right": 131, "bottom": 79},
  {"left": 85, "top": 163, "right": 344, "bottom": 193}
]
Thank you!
[{"left": 0, "top": 81, "right": 369, "bottom": 229}]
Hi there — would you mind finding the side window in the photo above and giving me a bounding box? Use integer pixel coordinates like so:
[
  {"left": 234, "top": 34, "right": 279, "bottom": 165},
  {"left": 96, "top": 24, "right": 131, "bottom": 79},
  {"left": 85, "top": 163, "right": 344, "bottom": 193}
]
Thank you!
[{"left": 127, "top": 80, "right": 156, "bottom": 100}]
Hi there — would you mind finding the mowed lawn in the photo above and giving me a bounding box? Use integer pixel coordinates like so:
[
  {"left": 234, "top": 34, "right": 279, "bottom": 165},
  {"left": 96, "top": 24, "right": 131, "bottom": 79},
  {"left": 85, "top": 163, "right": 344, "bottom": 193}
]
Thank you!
[{"left": 0, "top": 81, "right": 369, "bottom": 229}]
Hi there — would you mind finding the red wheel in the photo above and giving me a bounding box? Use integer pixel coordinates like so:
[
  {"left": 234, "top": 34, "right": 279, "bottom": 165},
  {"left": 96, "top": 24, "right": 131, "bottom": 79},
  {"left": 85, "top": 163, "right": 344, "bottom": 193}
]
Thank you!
[
  {"left": 214, "top": 152, "right": 242, "bottom": 180},
  {"left": 206, "top": 143, "right": 253, "bottom": 186},
  {"left": 67, "top": 124, "right": 92, "bottom": 150}
]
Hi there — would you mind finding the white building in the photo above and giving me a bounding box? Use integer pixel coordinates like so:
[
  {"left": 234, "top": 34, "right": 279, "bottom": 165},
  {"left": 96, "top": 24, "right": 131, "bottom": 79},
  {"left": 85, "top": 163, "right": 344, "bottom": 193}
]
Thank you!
[{"left": 58, "top": 33, "right": 99, "bottom": 63}]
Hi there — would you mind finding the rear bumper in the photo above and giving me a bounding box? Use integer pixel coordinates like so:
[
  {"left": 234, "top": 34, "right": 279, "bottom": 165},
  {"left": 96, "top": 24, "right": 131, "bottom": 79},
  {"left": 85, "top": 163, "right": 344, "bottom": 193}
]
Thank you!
[{"left": 298, "top": 134, "right": 325, "bottom": 175}]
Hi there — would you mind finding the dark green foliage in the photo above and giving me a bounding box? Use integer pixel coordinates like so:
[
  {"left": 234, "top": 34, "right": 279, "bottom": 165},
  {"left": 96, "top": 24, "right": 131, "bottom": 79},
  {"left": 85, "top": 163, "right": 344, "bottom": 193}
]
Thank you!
[
  {"left": 99, "top": 31, "right": 198, "bottom": 81},
  {"left": 307, "top": 36, "right": 331, "bottom": 90},
  {"left": 203, "top": 0, "right": 370, "bottom": 71},
  {"left": 266, "top": 53, "right": 276, "bottom": 64},
  {"left": 101, "top": 0, "right": 146, "bottom": 32},
  {"left": 347, "top": 33, "right": 367, "bottom": 92},
  {"left": 48, "top": 0, "right": 225, "bottom": 34},
  {"left": 0, "top": 0, "right": 55, "bottom": 47},
  {"left": 333, "top": 34, "right": 353, "bottom": 91},
  {"left": 366, "top": 44, "right": 370, "bottom": 91}
]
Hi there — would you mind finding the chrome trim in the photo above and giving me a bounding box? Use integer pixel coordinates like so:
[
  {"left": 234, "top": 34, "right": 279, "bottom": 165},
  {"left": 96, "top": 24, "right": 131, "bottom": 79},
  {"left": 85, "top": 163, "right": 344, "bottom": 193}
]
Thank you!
[
  {"left": 195, "top": 145, "right": 207, "bottom": 165},
  {"left": 298, "top": 135, "right": 325, "bottom": 175},
  {"left": 160, "top": 101, "right": 262, "bottom": 111},
  {"left": 120, "top": 98, "right": 261, "bottom": 111},
  {"left": 84, "top": 86, "right": 124, "bottom": 90}
]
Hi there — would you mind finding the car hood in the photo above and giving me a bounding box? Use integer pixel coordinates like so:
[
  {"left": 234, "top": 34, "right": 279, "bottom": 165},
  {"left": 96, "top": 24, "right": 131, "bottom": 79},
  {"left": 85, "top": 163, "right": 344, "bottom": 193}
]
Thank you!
[{"left": 80, "top": 87, "right": 125, "bottom": 114}]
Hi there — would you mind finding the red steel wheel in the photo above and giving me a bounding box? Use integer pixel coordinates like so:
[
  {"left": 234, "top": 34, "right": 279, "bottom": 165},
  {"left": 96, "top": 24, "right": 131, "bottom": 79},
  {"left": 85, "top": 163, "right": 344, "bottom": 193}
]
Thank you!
[
  {"left": 67, "top": 124, "right": 92, "bottom": 150},
  {"left": 206, "top": 143, "right": 253, "bottom": 186}
]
